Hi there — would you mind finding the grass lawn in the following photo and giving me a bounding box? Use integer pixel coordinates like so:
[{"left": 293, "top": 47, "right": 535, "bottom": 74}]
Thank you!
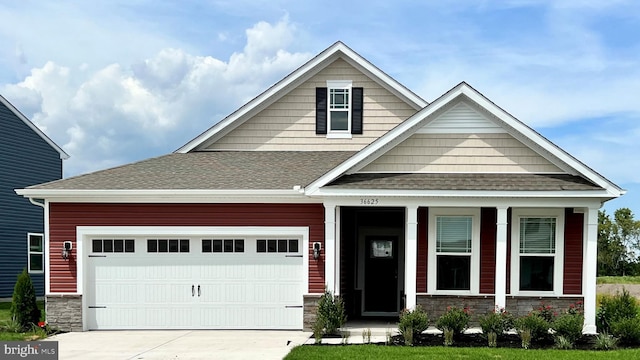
[
  {"left": 0, "top": 300, "right": 46, "bottom": 341},
  {"left": 285, "top": 345, "right": 640, "bottom": 360},
  {"left": 597, "top": 276, "right": 640, "bottom": 284}
]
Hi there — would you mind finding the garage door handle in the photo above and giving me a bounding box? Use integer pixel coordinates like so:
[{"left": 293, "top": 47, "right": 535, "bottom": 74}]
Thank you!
[
  {"left": 198, "top": 285, "right": 201, "bottom": 297},
  {"left": 192, "top": 285, "right": 195, "bottom": 297}
]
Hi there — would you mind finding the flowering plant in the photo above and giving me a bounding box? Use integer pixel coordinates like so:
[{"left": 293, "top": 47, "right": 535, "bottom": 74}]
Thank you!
[{"left": 436, "top": 305, "right": 471, "bottom": 335}]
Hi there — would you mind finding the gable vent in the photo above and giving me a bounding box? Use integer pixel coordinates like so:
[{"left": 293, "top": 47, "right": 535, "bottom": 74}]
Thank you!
[{"left": 418, "top": 102, "right": 505, "bottom": 134}]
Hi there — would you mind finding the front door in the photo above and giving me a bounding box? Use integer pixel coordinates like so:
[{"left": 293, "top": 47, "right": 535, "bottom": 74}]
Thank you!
[{"left": 363, "top": 235, "right": 398, "bottom": 314}]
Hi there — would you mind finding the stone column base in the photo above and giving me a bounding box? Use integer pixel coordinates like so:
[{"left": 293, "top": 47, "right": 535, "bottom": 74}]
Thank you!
[{"left": 46, "top": 294, "right": 82, "bottom": 332}]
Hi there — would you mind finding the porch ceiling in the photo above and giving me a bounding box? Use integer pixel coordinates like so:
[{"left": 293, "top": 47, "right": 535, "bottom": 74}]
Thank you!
[{"left": 326, "top": 173, "right": 602, "bottom": 191}]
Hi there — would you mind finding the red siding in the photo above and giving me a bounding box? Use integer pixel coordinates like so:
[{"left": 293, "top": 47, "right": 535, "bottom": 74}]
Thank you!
[
  {"left": 49, "top": 203, "right": 325, "bottom": 293},
  {"left": 416, "top": 207, "right": 428, "bottom": 293},
  {"left": 506, "top": 209, "right": 512, "bottom": 295},
  {"left": 480, "top": 208, "right": 496, "bottom": 294},
  {"left": 563, "top": 209, "right": 584, "bottom": 295}
]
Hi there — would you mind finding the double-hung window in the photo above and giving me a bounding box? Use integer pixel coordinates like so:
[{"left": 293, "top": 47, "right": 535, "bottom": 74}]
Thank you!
[
  {"left": 315, "top": 81, "right": 363, "bottom": 137},
  {"left": 428, "top": 209, "right": 480, "bottom": 293},
  {"left": 511, "top": 209, "right": 564, "bottom": 294},
  {"left": 28, "top": 233, "right": 44, "bottom": 273}
]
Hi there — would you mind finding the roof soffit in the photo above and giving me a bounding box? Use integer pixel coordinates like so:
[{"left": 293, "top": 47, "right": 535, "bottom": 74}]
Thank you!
[{"left": 175, "top": 41, "right": 428, "bottom": 153}]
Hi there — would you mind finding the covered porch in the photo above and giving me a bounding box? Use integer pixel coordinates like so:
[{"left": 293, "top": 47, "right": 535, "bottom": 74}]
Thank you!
[{"left": 321, "top": 197, "right": 600, "bottom": 333}]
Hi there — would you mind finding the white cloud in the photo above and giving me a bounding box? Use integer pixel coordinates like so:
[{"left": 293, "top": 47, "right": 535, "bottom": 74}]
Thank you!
[{"left": 2, "top": 17, "right": 311, "bottom": 177}]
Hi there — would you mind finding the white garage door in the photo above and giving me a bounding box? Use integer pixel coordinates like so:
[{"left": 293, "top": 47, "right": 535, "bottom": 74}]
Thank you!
[{"left": 85, "top": 237, "right": 304, "bottom": 330}]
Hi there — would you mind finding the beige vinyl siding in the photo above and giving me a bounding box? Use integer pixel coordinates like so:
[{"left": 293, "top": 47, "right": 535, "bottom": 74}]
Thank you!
[
  {"left": 207, "top": 58, "right": 417, "bottom": 151},
  {"left": 360, "top": 133, "right": 563, "bottom": 173},
  {"left": 419, "top": 101, "right": 504, "bottom": 133}
]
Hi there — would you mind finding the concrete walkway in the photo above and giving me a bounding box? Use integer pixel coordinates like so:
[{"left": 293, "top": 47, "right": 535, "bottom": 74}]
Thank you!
[{"left": 45, "top": 330, "right": 311, "bottom": 360}]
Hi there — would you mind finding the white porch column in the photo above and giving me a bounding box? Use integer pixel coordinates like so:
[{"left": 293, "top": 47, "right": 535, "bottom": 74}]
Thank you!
[
  {"left": 583, "top": 206, "right": 599, "bottom": 334},
  {"left": 324, "top": 203, "right": 337, "bottom": 295},
  {"left": 334, "top": 206, "right": 341, "bottom": 296},
  {"left": 405, "top": 205, "right": 418, "bottom": 310},
  {"left": 494, "top": 206, "right": 509, "bottom": 311}
]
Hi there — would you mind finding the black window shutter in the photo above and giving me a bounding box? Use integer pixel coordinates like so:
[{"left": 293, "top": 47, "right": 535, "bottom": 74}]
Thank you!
[
  {"left": 315, "top": 87, "right": 327, "bottom": 134},
  {"left": 351, "top": 87, "right": 363, "bottom": 134}
]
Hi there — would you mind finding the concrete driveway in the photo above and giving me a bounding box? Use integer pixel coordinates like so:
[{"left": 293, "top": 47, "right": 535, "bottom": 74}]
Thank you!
[{"left": 45, "top": 330, "right": 311, "bottom": 360}]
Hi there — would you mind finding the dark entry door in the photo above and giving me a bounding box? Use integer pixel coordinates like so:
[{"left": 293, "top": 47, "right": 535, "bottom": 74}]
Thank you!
[{"left": 364, "top": 235, "right": 398, "bottom": 313}]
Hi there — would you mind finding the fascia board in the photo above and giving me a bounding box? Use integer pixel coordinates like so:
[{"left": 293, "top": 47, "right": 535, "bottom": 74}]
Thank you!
[
  {"left": 0, "top": 94, "right": 70, "bottom": 160},
  {"left": 15, "top": 189, "right": 318, "bottom": 203},
  {"left": 175, "top": 42, "right": 428, "bottom": 153},
  {"left": 309, "top": 188, "right": 615, "bottom": 199}
]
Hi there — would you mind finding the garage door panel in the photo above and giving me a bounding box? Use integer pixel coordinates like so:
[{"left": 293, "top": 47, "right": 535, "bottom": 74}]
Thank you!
[{"left": 87, "top": 236, "right": 304, "bottom": 330}]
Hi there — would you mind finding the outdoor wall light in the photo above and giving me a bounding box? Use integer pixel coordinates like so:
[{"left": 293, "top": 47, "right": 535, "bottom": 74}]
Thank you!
[
  {"left": 62, "top": 241, "right": 73, "bottom": 260},
  {"left": 313, "top": 242, "right": 321, "bottom": 260}
]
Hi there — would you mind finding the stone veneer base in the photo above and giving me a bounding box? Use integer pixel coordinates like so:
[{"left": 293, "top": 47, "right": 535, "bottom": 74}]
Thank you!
[{"left": 46, "top": 294, "right": 82, "bottom": 332}]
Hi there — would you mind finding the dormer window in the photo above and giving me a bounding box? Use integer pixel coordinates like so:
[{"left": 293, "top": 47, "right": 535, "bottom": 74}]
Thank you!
[{"left": 316, "top": 81, "right": 363, "bottom": 137}]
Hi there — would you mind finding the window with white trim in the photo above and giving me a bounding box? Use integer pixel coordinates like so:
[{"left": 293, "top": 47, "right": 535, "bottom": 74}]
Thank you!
[
  {"left": 511, "top": 209, "right": 564, "bottom": 295},
  {"left": 327, "top": 80, "right": 351, "bottom": 135},
  {"left": 428, "top": 209, "right": 480, "bottom": 294},
  {"left": 28, "top": 233, "right": 44, "bottom": 273}
]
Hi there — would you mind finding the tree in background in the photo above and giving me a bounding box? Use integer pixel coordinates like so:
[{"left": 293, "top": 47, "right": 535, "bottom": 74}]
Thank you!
[{"left": 598, "top": 208, "right": 640, "bottom": 276}]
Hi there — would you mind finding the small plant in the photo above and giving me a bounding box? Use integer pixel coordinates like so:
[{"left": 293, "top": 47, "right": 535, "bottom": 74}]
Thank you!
[
  {"left": 398, "top": 305, "right": 429, "bottom": 344},
  {"left": 487, "top": 331, "right": 497, "bottom": 348},
  {"left": 534, "top": 302, "right": 557, "bottom": 323},
  {"left": 552, "top": 311, "right": 584, "bottom": 345},
  {"left": 341, "top": 330, "right": 350, "bottom": 345},
  {"left": 403, "top": 324, "right": 414, "bottom": 346},
  {"left": 514, "top": 312, "right": 551, "bottom": 343},
  {"left": 436, "top": 306, "right": 471, "bottom": 336},
  {"left": 314, "top": 288, "right": 346, "bottom": 336},
  {"left": 443, "top": 328, "right": 454, "bottom": 346},
  {"left": 0, "top": 317, "right": 24, "bottom": 333},
  {"left": 593, "top": 332, "right": 618, "bottom": 351},
  {"left": 610, "top": 317, "right": 640, "bottom": 344},
  {"left": 555, "top": 335, "right": 573, "bottom": 349},
  {"left": 10, "top": 269, "right": 41, "bottom": 331},
  {"left": 362, "top": 328, "right": 371, "bottom": 344},
  {"left": 312, "top": 320, "right": 323, "bottom": 344},
  {"left": 519, "top": 328, "right": 532, "bottom": 349},
  {"left": 597, "top": 289, "right": 640, "bottom": 334},
  {"left": 479, "top": 307, "right": 514, "bottom": 340}
]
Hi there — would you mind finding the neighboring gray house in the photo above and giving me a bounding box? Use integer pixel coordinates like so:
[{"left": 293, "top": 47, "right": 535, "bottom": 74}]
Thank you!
[{"left": 0, "top": 95, "right": 68, "bottom": 297}]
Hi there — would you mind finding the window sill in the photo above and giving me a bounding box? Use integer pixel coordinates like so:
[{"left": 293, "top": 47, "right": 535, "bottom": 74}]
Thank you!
[{"left": 326, "top": 132, "right": 352, "bottom": 139}]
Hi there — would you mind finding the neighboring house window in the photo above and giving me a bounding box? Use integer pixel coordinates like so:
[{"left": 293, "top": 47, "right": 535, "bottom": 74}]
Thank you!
[
  {"left": 427, "top": 209, "right": 480, "bottom": 294},
  {"left": 511, "top": 209, "right": 564, "bottom": 295},
  {"left": 28, "top": 233, "right": 44, "bottom": 273},
  {"left": 316, "top": 81, "right": 363, "bottom": 137}
]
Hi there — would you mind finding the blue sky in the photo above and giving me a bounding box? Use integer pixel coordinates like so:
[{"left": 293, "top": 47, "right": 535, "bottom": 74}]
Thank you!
[{"left": 1, "top": 0, "right": 639, "bottom": 214}]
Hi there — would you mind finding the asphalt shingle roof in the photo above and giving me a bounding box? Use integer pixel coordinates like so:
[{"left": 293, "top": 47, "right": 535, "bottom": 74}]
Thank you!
[
  {"left": 30, "top": 151, "right": 356, "bottom": 190},
  {"left": 326, "top": 173, "right": 603, "bottom": 191}
]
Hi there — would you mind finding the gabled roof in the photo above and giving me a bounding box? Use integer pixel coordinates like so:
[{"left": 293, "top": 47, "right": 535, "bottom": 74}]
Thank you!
[
  {"left": 175, "top": 41, "right": 428, "bottom": 153},
  {"left": 0, "top": 94, "right": 69, "bottom": 160},
  {"left": 19, "top": 151, "right": 355, "bottom": 193},
  {"left": 306, "top": 82, "right": 624, "bottom": 199}
]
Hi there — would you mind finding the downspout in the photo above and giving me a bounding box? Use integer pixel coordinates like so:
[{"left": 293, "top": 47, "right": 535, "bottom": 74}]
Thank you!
[{"left": 29, "top": 198, "right": 46, "bottom": 209}]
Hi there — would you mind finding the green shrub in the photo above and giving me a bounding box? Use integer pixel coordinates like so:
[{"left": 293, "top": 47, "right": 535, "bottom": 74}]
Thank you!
[
  {"left": 514, "top": 312, "right": 550, "bottom": 343},
  {"left": 436, "top": 306, "right": 471, "bottom": 335},
  {"left": 552, "top": 312, "right": 584, "bottom": 344},
  {"left": 398, "top": 305, "right": 429, "bottom": 344},
  {"left": 10, "top": 269, "right": 41, "bottom": 331},
  {"left": 479, "top": 308, "right": 514, "bottom": 337},
  {"left": 610, "top": 317, "right": 640, "bottom": 344},
  {"left": 314, "top": 288, "right": 346, "bottom": 336},
  {"left": 555, "top": 335, "right": 573, "bottom": 349},
  {"left": 596, "top": 289, "right": 640, "bottom": 333}
]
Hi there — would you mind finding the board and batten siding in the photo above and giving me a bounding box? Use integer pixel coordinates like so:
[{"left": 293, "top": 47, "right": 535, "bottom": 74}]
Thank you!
[
  {"left": 0, "top": 102, "right": 62, "bottom": 297},
  {"left": 48, "top": 203, "right": 325, "bottom": 294},
  {"left": 207, "top": 58, "right": 418, "bottom": 151},
  {"left": 361, "top": 133, "right": 563, "bottom": 173}
]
